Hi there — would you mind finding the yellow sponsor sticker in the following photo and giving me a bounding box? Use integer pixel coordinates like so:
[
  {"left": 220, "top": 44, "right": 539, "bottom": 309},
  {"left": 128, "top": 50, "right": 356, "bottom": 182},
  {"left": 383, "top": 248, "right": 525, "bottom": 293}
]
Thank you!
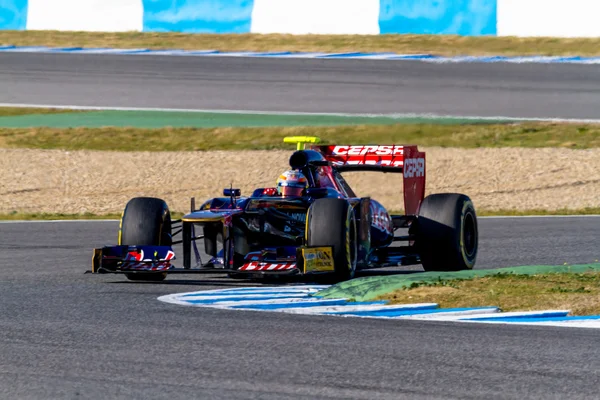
[{"left": 302, "top": 247, "right": 335, "bottom": 273}]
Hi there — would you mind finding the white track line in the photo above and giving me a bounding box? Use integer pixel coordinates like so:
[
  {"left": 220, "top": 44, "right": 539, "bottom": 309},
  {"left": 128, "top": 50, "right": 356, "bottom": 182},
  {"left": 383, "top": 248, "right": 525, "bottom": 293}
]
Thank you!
[
  {"left": 409, "top": 310, "right": 569, "bottom": 322},
  {"left": 273, "top": 302, "right": 438, "bottom": 315},
  {"left": 337, "top": 307, "right": 501, "bottom": 320}
]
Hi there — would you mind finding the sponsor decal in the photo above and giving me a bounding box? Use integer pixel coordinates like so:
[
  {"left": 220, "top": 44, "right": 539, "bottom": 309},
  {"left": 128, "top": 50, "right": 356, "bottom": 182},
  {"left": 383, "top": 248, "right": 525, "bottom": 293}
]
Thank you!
[
  {"left": 332, "top": 145, "right": 404, "bottom": 156},
  {"left": 303, "top": 247, "right": 335, "bottom": 273},
  {"left": 287, "top": 212, "right": 307, "bottom": 223},
  {"left": 328, "top": 145, "right": 404, "bottom": 167},
  {"left": 370, "top": 204, "right": 392, "bottom": 233},
  {"left": 123, "top": 249, "right": 175, "bottom": 270},
  {"left": 240, "top": 262, "right": 296, "bottom": 271},
  {"left": 248, "top": 200, "right": 304, "bottom": 210},
  {"left": 403, "top": 157, "right": 425, "bottom": 178}
]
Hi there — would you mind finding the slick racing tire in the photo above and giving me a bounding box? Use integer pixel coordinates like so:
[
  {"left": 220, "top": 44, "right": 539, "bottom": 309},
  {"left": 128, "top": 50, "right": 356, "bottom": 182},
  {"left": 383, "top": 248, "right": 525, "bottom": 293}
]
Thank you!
[
  {"left": 416, "top": 193, "right": 478, "bottom": 272},
  {"left": 119, "top": 197, "right": 172, "bottom": 282},
  {"left": 306, "top": 198, "right": 357, "bottom": 282}
]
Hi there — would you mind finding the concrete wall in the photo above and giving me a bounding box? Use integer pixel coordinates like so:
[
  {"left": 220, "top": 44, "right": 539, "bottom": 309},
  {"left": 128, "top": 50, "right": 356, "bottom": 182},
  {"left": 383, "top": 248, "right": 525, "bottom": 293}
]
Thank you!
[
  {"left": 1, "top": 0, "right": 598, "bottom": 38},
  {"left": 251, "top": 0, "right": 380, "bottom": 35},
  {"left": 497, "top": 0, "right": 600, "bottom": 38},
  {"left": 26, "top": 0, "right": 143, "bottom": 32}
]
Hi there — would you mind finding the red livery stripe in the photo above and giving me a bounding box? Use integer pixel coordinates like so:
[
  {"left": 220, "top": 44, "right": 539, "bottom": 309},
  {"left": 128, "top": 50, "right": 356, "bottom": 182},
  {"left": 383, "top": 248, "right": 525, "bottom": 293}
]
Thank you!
[{"left": 239, "top": 262, "right": 296, "bottom": 271}]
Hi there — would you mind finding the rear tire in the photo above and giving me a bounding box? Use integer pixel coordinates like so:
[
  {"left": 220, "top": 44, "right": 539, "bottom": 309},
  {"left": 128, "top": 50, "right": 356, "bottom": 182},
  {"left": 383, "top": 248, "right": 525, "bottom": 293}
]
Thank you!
[
  {"left": 306, "top": 198, "right": 357, "bottom": 282},
  {"left": 119, "top": 197, "right": 172, "bottom": 282},
  {"left": 416, "top": 193, "right": 478, "bottom": 272}
]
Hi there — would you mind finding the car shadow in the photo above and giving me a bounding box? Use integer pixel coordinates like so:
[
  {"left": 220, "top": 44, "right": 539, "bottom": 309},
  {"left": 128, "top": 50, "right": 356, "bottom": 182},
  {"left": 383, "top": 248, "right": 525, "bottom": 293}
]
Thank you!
[
  {"left": 103, "top": 267, "right": 426, "bottom": 287},
  {"left": 356, "top": 269, "right": 423, "bottom": 277}
]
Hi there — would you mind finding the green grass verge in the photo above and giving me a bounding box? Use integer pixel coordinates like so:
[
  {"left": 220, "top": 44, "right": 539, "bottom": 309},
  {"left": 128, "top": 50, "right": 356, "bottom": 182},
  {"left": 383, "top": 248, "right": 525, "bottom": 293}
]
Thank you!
[
  {"left": 379, "top": 272, "right": 600, "bottom": 316},
  {"left": 3, "top": 31, "right": 600, "bottom": 56},
  {"left": 0, "top": 107, "right": 84, "bottom": 117},
  {"left": 1, "top": 122, "right": 600, "bottom": 151}
]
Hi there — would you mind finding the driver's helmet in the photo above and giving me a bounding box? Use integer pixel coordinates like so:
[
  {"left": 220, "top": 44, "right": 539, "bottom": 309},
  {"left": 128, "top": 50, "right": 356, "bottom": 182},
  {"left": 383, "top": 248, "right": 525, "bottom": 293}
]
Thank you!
[{"left": 276, "top": 170, "right": 308, "bottom": 197}]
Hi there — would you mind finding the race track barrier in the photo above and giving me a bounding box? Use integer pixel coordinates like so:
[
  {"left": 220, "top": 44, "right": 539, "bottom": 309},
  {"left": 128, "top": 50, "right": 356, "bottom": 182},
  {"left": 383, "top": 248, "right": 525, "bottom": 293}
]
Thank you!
[{"left": 1, "top": 0, "right": 599, "bottom": 37}]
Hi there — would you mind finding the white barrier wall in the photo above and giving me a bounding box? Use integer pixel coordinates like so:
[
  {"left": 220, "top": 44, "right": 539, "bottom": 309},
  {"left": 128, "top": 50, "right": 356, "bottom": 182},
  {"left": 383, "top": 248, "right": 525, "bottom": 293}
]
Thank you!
[
  {"left": 497, "top": 0, "right": 600, "bottom": 37},
  {"left": 26, "top": 0, "right": 143, "bottom": 32},
  {"left": 4, "top": 0, "right": 600, "bottom": 37},
  {"left": 251, "top": 0, "right": 380, "bottom": 35}
]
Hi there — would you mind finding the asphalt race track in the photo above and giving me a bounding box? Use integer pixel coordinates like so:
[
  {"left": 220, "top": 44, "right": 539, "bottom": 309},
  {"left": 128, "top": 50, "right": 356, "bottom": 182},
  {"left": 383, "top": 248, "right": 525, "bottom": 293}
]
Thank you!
[
  {"left": 2, "top": 51, "right": 600, "bottom": 398},
  {"left": 1, "top": 52, "right": 600, "bottom": 119},
  {"left": 1, "top": 217, "right": 600, "bottom": 399}
]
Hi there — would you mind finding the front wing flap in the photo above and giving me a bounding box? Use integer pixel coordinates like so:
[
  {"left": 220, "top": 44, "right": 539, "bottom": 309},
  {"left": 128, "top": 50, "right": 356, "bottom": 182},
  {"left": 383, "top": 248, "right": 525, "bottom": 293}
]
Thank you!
[
  {"left": 92, "top": 245, "right": 175, "bottom": 273},
  {"left": 233, "top": 246, "right": 335, "bottom": 275}
]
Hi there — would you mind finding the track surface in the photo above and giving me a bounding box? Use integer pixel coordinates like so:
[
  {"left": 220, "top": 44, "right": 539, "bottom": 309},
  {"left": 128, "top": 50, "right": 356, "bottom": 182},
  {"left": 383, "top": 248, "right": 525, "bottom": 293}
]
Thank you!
[
  {"left": 1, "top": 53, "right": 600, "bottom": 119},
  {"left": 1, "top": 217, "right": 599, "bottom": 399},
  {"left": 2, "top": 53, "right": 600, "bottom": 398}
]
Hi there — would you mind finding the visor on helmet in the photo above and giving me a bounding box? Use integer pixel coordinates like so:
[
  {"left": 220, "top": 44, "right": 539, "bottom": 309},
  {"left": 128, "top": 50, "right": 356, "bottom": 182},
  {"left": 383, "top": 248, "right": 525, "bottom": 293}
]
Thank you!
[{"left": 277, "top": 186, "right": 304, "bottom": 197}]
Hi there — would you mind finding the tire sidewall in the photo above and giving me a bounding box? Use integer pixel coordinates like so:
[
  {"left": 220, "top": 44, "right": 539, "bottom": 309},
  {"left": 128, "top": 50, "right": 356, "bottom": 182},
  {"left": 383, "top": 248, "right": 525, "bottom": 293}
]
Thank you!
[
  {"left": 306, "top": 198, "right": 357, "bottom": 281},
  {"left": 417, "top": 193, "right": 478, "bottom": 271},
  {"left": 457, "top": 198, "right": 477, "bottom": 269},
  {"left": 119, "top": 197, "right": 171, "bottom": 281},
  {"left": 344, "top": 205, "right": 358, "bottom": 280}
]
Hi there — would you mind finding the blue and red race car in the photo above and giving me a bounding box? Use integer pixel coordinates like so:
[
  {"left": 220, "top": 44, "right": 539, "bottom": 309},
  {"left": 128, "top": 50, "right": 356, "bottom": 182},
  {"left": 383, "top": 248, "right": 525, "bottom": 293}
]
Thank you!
[{"left": 92, "top": 137, "right": 478, "bottom": 282}]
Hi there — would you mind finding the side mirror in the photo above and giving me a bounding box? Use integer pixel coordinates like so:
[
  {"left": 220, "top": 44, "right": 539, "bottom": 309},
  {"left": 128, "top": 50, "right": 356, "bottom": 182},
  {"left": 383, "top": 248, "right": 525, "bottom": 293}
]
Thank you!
[{"left": 223, "top": 188, "right": 241, "bottom": 197}]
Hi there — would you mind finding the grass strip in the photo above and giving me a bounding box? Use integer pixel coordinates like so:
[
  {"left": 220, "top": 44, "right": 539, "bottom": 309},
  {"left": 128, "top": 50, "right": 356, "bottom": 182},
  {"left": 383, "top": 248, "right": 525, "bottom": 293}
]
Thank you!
[
  {"left": 316, "top": 264, "right": 600, "bottom": 303},
  {"left": 0, "top": 109, "right": 504, "bottom": 128},
  {"left": 3, "top": 31, "right": 600, "bottom": 57},
  {"left": 379, "top": 272, "right": 600, "bottom": 316},
  {"left": 0, "top": 107, "right": 85, "bottom": 117},
  {"left": 1, "top": 123, "right": 600, "bottom": 151}
]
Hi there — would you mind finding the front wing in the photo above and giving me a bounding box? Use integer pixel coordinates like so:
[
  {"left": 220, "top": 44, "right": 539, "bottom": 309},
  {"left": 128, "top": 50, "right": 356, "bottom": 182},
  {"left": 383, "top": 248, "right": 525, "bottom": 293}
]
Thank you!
[{"left": 91, "top": 245, "right": 335, "bottom": 276}]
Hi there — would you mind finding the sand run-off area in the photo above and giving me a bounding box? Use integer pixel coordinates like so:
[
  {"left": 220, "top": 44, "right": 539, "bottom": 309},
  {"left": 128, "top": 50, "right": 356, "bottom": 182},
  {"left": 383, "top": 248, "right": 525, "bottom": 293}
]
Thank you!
[{"left": 1, "top": 147, "right": 599, "bottom": 214}]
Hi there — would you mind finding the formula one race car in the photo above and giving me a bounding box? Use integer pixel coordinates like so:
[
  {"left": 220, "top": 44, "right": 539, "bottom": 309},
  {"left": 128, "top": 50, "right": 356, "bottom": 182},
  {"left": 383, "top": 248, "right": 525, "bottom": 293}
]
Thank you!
[{"left": 91, "top": 137, "right": 478, "bottom": 282}]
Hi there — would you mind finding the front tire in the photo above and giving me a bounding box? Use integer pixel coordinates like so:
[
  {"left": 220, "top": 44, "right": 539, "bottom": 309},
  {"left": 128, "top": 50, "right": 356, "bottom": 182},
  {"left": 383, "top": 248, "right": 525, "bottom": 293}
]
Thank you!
[
  {"left": 416, "top": 193, "right": 478, "bottom": 272},
  {"left": 119, "top": 197, "right": 172, "bottom": 282},
  {"left": 306, "top": 198, "right": 357, "bottom": 282}
]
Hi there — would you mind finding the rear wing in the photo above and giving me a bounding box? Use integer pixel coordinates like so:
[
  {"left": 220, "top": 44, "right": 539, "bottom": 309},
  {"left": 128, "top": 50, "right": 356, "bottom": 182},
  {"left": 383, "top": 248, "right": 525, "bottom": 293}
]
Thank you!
[{"left": 313, "top": 145, "right": 426, "bottom": 215}]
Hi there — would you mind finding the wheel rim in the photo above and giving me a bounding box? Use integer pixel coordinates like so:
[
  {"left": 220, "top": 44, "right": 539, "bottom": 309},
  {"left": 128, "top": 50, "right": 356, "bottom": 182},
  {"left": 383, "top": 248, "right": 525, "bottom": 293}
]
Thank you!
[{"left": 463, "top": 211, "right": 477, "bottom": 259}]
